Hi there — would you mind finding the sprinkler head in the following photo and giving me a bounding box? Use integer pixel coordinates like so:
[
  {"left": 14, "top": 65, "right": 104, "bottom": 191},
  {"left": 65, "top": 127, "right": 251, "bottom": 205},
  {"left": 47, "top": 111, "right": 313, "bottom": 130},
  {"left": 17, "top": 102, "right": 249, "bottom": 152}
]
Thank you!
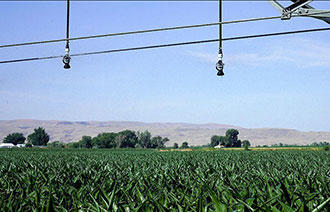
[
  {"left": 62, "top": 54, "right": 71, "bottom": 69},
  {"left": 216, "top": 59, "right": 224, "bottom": 76}
]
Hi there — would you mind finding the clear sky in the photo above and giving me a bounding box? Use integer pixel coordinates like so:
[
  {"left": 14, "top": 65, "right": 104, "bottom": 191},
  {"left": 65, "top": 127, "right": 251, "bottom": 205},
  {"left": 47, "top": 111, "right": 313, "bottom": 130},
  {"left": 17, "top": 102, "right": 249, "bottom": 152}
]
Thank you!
[{"left": 0, "top": 1, "right": 329, "bottom": 131}]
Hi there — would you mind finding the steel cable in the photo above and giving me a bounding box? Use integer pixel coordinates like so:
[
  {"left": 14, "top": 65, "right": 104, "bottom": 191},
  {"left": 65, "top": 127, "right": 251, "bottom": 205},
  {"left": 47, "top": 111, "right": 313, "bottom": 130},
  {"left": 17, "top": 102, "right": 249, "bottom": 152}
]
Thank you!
[
  {"left": 1, "top": 27, "right": 329, "bottom": 64},
  {"left": 0, "top": 11, "right": 329, "bottom": 49}
]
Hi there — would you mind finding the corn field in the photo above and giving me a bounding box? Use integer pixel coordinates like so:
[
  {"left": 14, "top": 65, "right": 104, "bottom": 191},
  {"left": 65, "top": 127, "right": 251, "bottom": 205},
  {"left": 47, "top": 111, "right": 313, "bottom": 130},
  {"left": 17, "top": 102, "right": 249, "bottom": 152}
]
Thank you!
[{"left": 0, "top": 149, "right": 329, "bottom": 211}]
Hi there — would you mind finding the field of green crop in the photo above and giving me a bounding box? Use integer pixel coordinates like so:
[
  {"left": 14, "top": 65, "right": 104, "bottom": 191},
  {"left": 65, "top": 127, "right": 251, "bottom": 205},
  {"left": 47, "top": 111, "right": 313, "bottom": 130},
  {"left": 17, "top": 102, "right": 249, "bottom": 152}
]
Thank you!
[{"left": 0, "top": 149, "right": 329, "bottom": 211}]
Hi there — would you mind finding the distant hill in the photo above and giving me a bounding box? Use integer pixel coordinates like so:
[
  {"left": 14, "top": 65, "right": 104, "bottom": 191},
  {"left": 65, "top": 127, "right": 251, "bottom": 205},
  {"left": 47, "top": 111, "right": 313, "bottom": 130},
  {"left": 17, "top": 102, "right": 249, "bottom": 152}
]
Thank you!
[{"left": 0, "top": 120, "right": 329, "bottom": 146}]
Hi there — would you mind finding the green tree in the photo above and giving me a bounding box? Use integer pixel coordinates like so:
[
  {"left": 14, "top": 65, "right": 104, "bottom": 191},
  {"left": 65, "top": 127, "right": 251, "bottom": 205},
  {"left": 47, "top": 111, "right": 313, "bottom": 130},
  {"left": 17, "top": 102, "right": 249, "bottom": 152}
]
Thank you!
[
  {"left": 233, "top": 139, "right": 242, "bottom": 148},
  {"left": 218, "top": 136, "right": 227, "bottom": 146},
  {"left": 211, "top": 129, "right": 242, "bottom": 148},
  {"left": 173, "top": 143, "right": 179, "bottom": 149},
  {"left": 210, "top": 135, "right": 228, "bottom": 147},
  {"left": 92, "top": 132, "right": 117, "bottom": 148},
  {"left": 150, "top": 136, "right": 169, "bottom": 148},
  {"left": 210, "top": 135, "right": 220, "bottom": 147},
  {"left": 27, "top": 127, "right": 49, "bottom": 146},
  {"left": 116, "top": 130, "right": 138, "bottom": 148},
  {"left": 311, "top": 142, "right": 319, "bottom": 146},
  {"left": 79, "top": 136, "right": 93, "bottom": 148},
  {"left": 161, "top": 137, "right": 170, "bottom": 148},
  {"left": 181, "top": 142, "right": 189, "bottom": 149},
  {"left": 242, "top": 140, "right": 251, "bottom": 147},
  {"left": 242, "top": 140, "right": 251, "bottom": 150},
  {"left": 225, "top": 129, "right": 239, "bottom": 147},
  {"left": 48, "top": 141, "right": 66, "bottom": 148},
  {"left": 137, "top": 130, "right": 151, "bottom": 148},
  {"left": 3, "top": 132, "right": 26, "bottom": 145},
  {"left": 320, "top": 142, "right": 329, "bottom": 146},
  {"left": 69, "top": 142, "right": 81, "bottom": 148}
]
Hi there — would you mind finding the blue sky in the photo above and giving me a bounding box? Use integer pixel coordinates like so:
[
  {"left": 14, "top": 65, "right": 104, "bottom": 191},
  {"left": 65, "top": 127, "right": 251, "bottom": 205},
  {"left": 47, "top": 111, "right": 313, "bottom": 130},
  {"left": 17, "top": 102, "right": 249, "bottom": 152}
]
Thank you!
[{"left": 0, "top": 1, "right": 329, "bottom": 131}]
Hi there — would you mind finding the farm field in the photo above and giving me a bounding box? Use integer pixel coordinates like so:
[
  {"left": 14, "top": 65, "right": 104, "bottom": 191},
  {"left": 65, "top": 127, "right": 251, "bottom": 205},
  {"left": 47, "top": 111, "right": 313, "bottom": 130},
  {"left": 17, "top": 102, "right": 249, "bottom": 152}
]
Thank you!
[{"left": 0, "top": 149, "right": 329, "bottom": 211}]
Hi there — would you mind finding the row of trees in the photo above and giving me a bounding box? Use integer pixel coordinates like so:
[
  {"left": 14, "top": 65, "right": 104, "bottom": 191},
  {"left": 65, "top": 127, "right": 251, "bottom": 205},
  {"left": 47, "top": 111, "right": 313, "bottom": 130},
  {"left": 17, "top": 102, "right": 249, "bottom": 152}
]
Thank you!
[
  {"left": 310, "top": 142, "right": 330, "bottom": 147},
  {"left": 210, "top": 129, "right": 251, "bottom": 148},
  {"left": 173, "top": 142, "right": 189, "bottom": 149},
  {"left": 70, "top": 130, "right": 169, "bottom": 149},
  {"left": 3, "top": 128, "right": 170, "bottom": 149},
  {"left": 3, "top": 127, "right": 49, "bottom": 146}
]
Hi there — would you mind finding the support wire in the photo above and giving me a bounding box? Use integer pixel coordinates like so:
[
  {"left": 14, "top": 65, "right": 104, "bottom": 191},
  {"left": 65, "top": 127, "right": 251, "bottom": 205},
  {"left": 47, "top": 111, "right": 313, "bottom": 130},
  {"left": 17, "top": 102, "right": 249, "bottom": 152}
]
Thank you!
[
  {"left": 0, "top": 11, "right": 329, "bottom": 49},
  {"left": 1, "top": 27, "right": 329, "bottom": 65}
]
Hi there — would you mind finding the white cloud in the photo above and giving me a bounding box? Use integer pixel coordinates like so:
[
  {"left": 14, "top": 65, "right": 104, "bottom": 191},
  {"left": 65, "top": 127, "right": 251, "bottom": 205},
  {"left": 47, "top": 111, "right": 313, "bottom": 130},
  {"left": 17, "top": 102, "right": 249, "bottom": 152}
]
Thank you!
[
  {"left": 190, "top": 38, "right": 330, "bottom": 69},
  {"left": 190, "top": 52, "right": 216, "bottom": 64},
  {"left": 287, "top": 38, "right": 330, "bottom": 68}
]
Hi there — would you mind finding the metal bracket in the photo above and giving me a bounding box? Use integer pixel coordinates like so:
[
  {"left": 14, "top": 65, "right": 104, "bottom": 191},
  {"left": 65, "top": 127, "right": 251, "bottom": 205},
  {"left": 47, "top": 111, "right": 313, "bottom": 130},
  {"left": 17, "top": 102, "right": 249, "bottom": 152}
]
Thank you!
[
  {"left": 282, "top": 0, "right": 313, "bottom": 20},
  {"left": 268, "top": 0, "right": 330, "bottom": 24}
]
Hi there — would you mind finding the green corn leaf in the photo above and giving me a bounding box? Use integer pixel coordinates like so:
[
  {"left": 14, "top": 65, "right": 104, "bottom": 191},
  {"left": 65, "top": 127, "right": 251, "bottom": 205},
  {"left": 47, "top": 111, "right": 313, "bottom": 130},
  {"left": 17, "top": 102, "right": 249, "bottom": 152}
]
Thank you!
[{"left": 311, "top": 197, "right": 330, "bottom": 212}]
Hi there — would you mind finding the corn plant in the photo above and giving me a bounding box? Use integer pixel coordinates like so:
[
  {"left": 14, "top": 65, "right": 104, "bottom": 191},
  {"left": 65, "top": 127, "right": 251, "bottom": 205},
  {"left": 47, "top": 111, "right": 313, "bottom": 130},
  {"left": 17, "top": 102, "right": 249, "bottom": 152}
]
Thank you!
[{"left": 0, "top": 149, "right": 329, "bottom": 211}]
